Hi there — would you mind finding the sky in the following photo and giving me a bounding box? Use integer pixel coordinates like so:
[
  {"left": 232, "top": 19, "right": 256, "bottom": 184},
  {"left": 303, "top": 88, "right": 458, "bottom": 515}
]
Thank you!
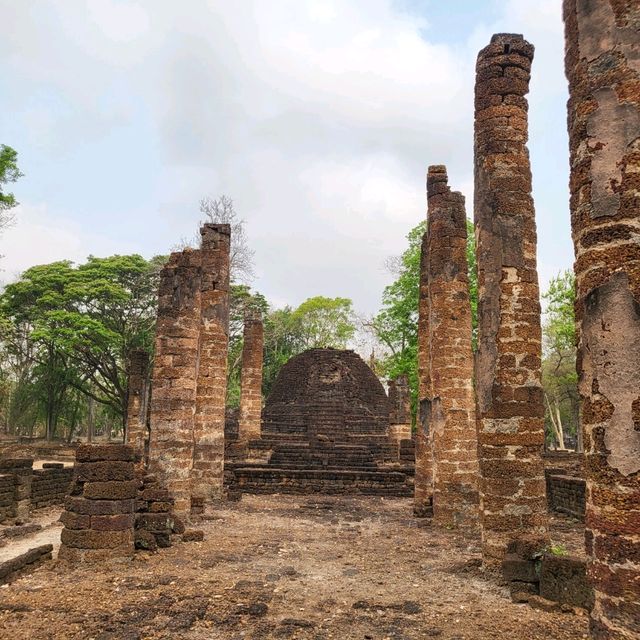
[{"left": 0, "top": 0, "right": 573, "bottom": 316}]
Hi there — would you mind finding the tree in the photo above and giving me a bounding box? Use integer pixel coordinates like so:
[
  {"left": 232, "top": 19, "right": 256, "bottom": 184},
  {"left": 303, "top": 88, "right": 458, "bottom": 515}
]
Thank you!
[
  {"left": 292, "top": 296, "right": 356, "bottom": 350},
  {"left": 199, "top": 195, "right": 254, "bottom": 283},
  {"left": 0, "top": 145, "right": 23, "bottom": 230},
  {"left": 542, "top": 270, "right": 579, "bottom": 450},
  {"left": 0, "top": 255, "right": 162, "bottom": 438}
]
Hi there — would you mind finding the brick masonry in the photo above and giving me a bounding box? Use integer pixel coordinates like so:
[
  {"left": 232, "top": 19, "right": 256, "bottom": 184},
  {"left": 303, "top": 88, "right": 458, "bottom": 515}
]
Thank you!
[
  {"left": 545, "top": 473, "right": 586, "bottom": 522},
  {"left": 148, "top": 224, "right": 231, "bottom": 518},
  {"left": 148, "top": 248, "right": 202, "bottom": 518},
  {"left": 426, "top": 165, "right": 479, "bottom": 531},
  {"left": 238, "top": 312, "right": 264, "bottom": 442},
  {"left": 474, "top": 33, "right": 548, "bottom": 564},
  {"left": 125, "top": 348, "right": 150, "bottom": 463},
  {"left": 58, "top": 444, "right": 136, "bottom": 563},
  {"left": 0, "top": 459, "right": 33, "bottom": 523},
  {"left": 415, "top": 215, "right": 433, "bottom": 517},
  {"left": 192, "top": 224, "right": 231, "bottom": 507},
  {"left": 563, "top": 1, "right": 640, "bottom": 637}
]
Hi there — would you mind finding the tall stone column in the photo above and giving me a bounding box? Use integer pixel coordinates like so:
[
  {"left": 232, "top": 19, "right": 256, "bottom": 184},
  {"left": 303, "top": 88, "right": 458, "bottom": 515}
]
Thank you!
[
  {"left": 238, "top": 311, "right": 264, "bottom": 442},
  {"left": 148, "top": 250, "right": 201, "bottom": 518},
  {"left": 388, "top": 375, "right": 412, "bottom": 445},
  {"left": 414, "top": 223, "right": 433, "bottom": 517},
  {"left": 563, "top": 2, "right": 640, "bottom": 637},
  {"left": 474, "top": 34, "right": 548, "bottom": 564},
  {"left": 426, "top": 165, "right": 479, "bottom": 531},
  {"left": 125, "top": 349, "right": 150, "bottom": 463},
  {"left": 191, "top": 224, "right": 231, "bottom": 506}
]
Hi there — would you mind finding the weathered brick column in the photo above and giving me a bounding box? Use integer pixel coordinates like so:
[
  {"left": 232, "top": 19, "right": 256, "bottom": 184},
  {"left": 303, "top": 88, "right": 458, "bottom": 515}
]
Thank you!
[
  {"left": 58, "top": 444, "right": 135, "bottom": 563},
  {"left": 148, "top": 249, "right": 201, "bottom": 518},
  {"left": 125, "top": 349, "right": 150, "bottom": 463},
  {"left": 474, "top": 34, "right": 548, "bottom": 564},
  {"left": 426, "top": 165, "right": 479, "bottom": 531},
  {"left": 388, "top": 375, "right": 412, "bottom": 445},
  {"left": 191, "top": 223, "right": 231, "bottom": 507},
  {"left": 414, "top": 223, "right": 433, "bottom": 517},
  {"left": 238, "top": 311, "right": 264, "bottom": 442},
  {"left": 563, "top": 2, "right": 640, "bottom": 637}
]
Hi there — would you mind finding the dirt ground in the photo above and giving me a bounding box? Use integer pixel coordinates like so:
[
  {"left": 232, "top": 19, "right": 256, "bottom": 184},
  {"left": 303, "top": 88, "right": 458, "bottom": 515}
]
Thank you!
[{"left": 0, "top": 494, "right": 589, "bottom": 640}]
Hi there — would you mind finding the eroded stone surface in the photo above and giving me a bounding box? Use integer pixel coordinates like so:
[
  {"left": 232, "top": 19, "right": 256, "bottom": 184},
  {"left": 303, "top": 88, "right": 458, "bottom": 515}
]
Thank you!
[
  {"left": 563, "top": 1, "right": 640, "bottom": 637},
  {"left": 425, "top": 165, "right": 479, "bottom": 531},
  {"left": 148, "top": 224, "right": 231, "bottom": 518},
  {"left": 474, "top": 33, "right": 548, "bottom": 564}
]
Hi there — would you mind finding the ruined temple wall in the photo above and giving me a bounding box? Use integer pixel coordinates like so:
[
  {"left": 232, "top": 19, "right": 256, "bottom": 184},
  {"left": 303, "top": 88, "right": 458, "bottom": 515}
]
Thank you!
[
  {"left": 192, "top": 224, "right": 231, "bottom": 505},
  {"left": 238, "top": 314, "right": 264, "bottom": 442},
  {"left": 426, "top": 165, "right": 479, "bottom": 531},
  {"left": 414, "top": 226, "right": 433, "bottom": 516},
  {"left": 563, "top": 2, "right": 640, "bottom": 637},
  {"left": 474, "top": 34, "right": 548, "bottom": 563},
  {"left": 147, "top": 249, "right": 202, "bottom": 518},
  {"left": 125, "top": 349, "right": 150, "bottom": 463}
]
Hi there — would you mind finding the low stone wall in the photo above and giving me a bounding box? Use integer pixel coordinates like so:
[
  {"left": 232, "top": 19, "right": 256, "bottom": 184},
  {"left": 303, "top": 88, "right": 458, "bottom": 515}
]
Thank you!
[
  {"left": 0, "top": 544, "right": 53, "bottom": 585},
  {"left": 0, "top": 459, "right": 33, "bottom": 523},
  {"left": 0, "top": 474, "right": 16, "bottom": 523},
  {"left": 545, "top": 473, "right": 586, "bottom": 521},
  {"left": 31, "top": 464, "right": 74, "bottom": 508}
]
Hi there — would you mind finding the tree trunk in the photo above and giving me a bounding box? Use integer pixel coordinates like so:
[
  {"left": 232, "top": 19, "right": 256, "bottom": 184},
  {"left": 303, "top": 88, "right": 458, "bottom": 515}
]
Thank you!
[{"left": 87, "top": 396, "right": 94, "bottom": 443}]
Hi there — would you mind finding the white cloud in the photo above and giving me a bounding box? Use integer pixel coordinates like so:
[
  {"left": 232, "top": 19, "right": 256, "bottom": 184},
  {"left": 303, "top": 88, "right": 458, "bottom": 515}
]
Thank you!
[
  {"left": 0, "top": 202, "right": 138, "bottom": 284},
  {"left": 0, "top": 0, "right": 572, "bottom": 313}
]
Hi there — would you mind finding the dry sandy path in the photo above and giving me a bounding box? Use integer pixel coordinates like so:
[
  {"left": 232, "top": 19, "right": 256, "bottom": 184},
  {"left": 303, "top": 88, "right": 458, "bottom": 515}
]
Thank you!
[{"left": 0, "top": 495, "right": 588, "bottom": 639}]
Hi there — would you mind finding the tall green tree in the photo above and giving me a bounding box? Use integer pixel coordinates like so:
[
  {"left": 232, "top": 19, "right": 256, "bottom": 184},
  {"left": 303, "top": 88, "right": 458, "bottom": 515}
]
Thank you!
[
  {"left": 0, "top": 255, "right": 162, "bottom": 437},
  {"left": 542, "top": 270, "right": 579, "bottom": 450},
  {"left": 292, "top": 296, "right": 355, "bottom": 349}
]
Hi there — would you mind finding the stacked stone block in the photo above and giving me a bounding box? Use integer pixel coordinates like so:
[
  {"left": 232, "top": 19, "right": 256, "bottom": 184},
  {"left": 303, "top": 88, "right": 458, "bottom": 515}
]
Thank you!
[
  {"left": 425, "top": 165, "right": 479, "bottom": 531},
  {"left": 474, "top": 34, "right": 548, "bottom": 564},
  {"left": 238, "top": 311, "right": 264, "bottom": 442},
  {"left": 135, "top": 472, "right": 182, "bottom": 551},
  {"left": 0, "top": 459, "right": 33, "bottom": 523},
  {"left": 388, "top": 375, "right": 412, "bottom": 444},
  {"left": 58, "top": 445, "right": 135, "bottom": 563},
  {"left": 503, "top": 536, "right": 594, "bottom": 611},
  {"left": 125, "top": 348, "right": 150, "bottom": 463},
  {"left": 563, "top": 1, "right": 640, "bottom": 637},
  {"left": 192, "top": 224, "right": 231, "bottom": 507},
  {"left": 414, "top": 227, "right": 433, "bottom": 517},
  {"left": 31, "top": 464, "right": 74, "bottom": 508}
]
